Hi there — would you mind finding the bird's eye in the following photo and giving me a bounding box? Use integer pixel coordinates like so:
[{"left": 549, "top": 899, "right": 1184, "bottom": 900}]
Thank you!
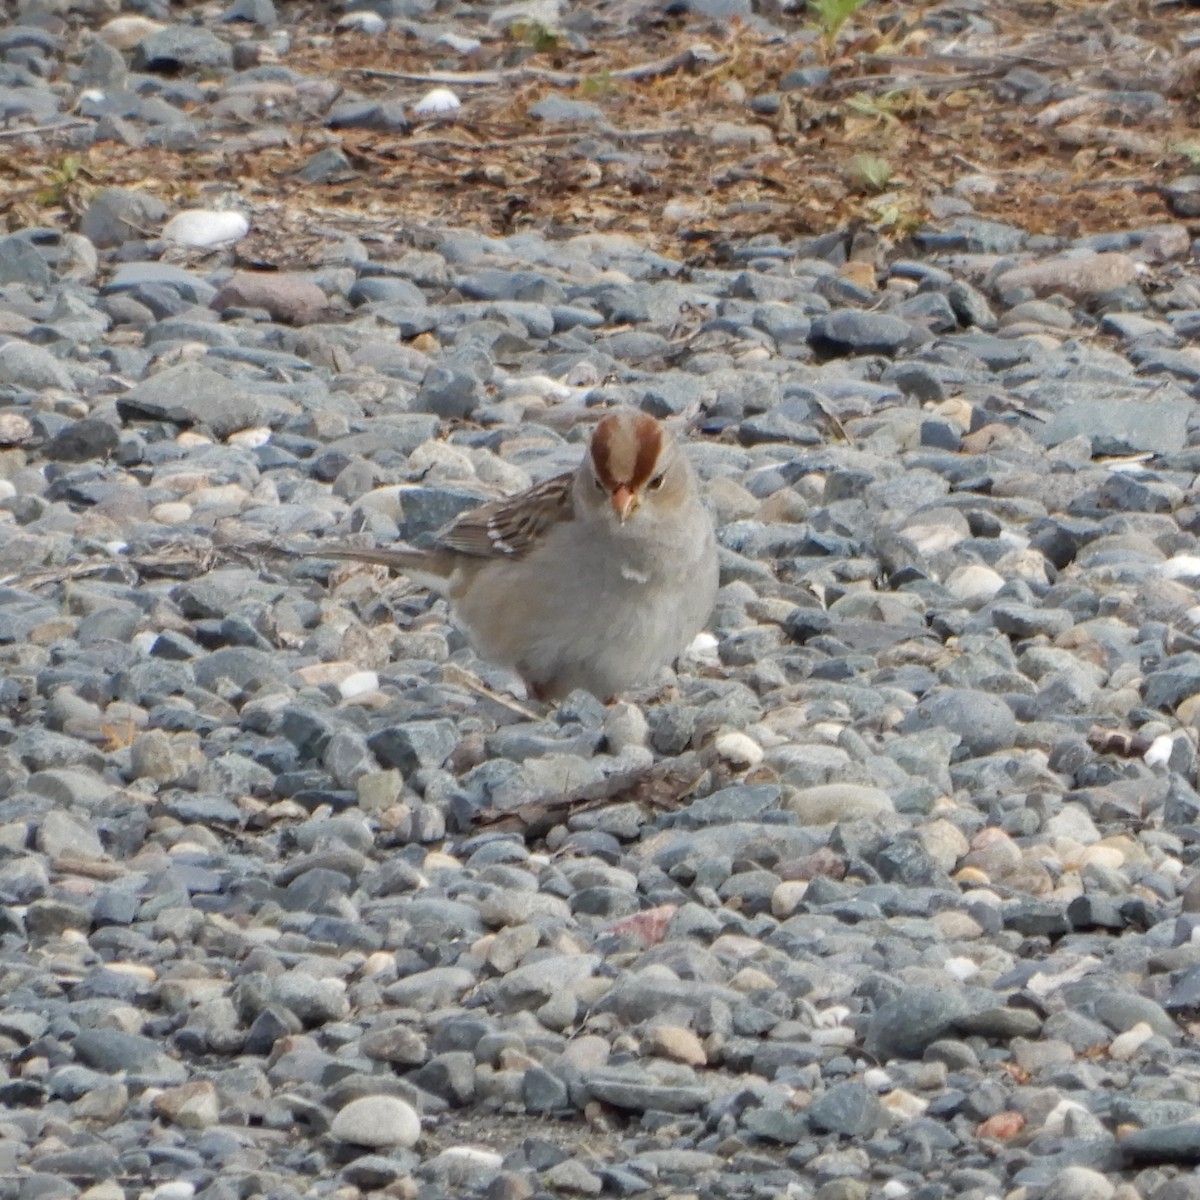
[{"left": 648, "top": 472, "right": 666, "bottom": 491}]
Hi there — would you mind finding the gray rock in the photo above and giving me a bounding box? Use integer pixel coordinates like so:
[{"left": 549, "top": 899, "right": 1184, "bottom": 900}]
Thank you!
[
  {"left": 1121, "top": 1122, "right": 1200, "bottom": 1165},
  {"left": 296, "top": 146, "right": 354, "bottom": 184},
  {"left": 326, "top": 100, "right": 409, "bottom": 131},
  {"left": 44, "top": 418, "right": 119, "bottom": 463},
  {"left": 523, "top": 1066, "right": 570, "bottom": 1113},
  {"left": 583, "top": 1068, "right": 708, "bottom": 1113},
  {"left": 898, "top": 689, "right": 1017, "bottom": 759},
  {"left": 116, "top": 361, "right": 261, "bottom": 437},
  {"left": 368, "top": 720, "right": 458, "bottom": 772},
  {"left": 530, "top": 97, "right": 605, "bottom": 123},
  {"left": 71, "top": 1030, "right": 188, "bottom": 1085},
  {"left": 132, "top": 26, "right": 234, "bottom": 72},
  {"left": 864, "top": 986, "right": 970, "bottom": 1061},
  {"left": 809, "top": 311, "right": 914, "bottom": 357},
  {"left": 1034, "top": 396, "right": 1193, "bottom": 456},
  {"left": 414, "top": 364, "right": 482, "bottom": 418},
  {"left": 35, "top": 810, "right": 104, "bottom": 859},
  {"left": 80, "top": 188, "right": 170, "bottom": 248},
  {"left": 0, "top": 342, "right": 74, "bottom": 390},
  {"left": 807, "top": 1081, "right": 888, "bottom": 1136},
  {"left": 210, "top": 272, "right": 330, "bottom": 325}
]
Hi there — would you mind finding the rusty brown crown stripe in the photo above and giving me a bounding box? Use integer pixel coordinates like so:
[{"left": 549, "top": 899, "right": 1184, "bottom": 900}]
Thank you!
[{"left": 592, "top": 413, "right": 663, "bottom": 491}]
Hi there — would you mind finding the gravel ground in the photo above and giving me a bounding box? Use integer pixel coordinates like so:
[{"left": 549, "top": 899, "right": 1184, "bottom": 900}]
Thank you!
[{"left": 6, "top": 5, "right": 1200, "bottom": 1200}]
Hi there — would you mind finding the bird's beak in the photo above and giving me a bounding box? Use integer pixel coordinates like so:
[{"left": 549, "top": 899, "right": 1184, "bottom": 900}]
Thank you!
[{"left": 611, "top": 485, "right": 638, "bottom": 522}]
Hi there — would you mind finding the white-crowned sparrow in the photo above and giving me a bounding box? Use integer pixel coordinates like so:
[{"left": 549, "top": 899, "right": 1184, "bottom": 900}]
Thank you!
[{"left": 307, "top": 409, "right": 719, "bottom": 701}]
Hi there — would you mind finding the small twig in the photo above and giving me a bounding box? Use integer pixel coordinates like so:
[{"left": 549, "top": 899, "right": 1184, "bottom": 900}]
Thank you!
[
  {"left": 356, "top": 47, "right": 726, "bottom": 90},
  {"left": 471, "top": 751, "right": 709, "bottom": 835},
  {"left": 52, "top": 856, "right": 122, "bottom": 880},
  {"left": 442, "top": 663, "right": 544, "bottom": 722},
  {"left": 0, "top": 559, "right": 133, "bottom": 589},
  {"left": 360, "top": 67, "right": 521, "bottom": 86},
  {"left": 825, "top": 68, "right": 1007, "bottom": 95},
  {"left": 811, "top": 397, "right": 855, "bottom": 449},
  {"left": 381, "top": 126, "right": 694, "bottom": 153},
  {"left": 0, "top": 118, "right": 92, "bottom": 140}
]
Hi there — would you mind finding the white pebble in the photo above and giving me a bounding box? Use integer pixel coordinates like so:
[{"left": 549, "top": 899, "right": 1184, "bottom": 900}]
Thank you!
[
  {"left": 770, "top": 880, "right": 807, "bottom": 918},
  {"left": 1041, "top": 1098, "right": 1090, "bottom": 1135},
  {"left": 943, "top": 956, "right": 980, "bottom": 982},
  {"left": 132, "top": 632, "right": 159, "bottom": 655},
  {"left": 882, "top": 1182, "right": 911, "bottom": 1199},
  {"left": 1162, "top": 554, "right": 1200, "bottom": 581},
  {"left": 153, "top": 1185, "right": 195, "bottom": 1200},
  {"left": 945, "top": 563, "right": 1005, "bottom": 606},
  {"left": 162, "top": 210, "right": 249, "bottom": 248},
  {"left": 330, "top": 1094, "right": 420, "bottom": 1148},
  {"left": 499, "top": 373, "right": 573, "bottom": 399},
  {"left": 810, "top": 1026, "right": 856, "bottom": 1046},
  {"left": 227, "top": 427, "right": 271, "bottom": 449},
  {"left": 1109, "top": 1022, "right": 1154, "bottom": 1061},
  {"left": 438, "top": 32, "right": 482, "bottom": 54},
  {"left": 339, "top": 671, "right": 380, "bottom": 700},
  {"left": 151, "top": 502, "right": 193, "bottom": 526},
  {"left": 603, "top": 702, "right": 648, "bottom": 755},
  {"left": 337, "top": 11, "right": 387, "bottom": 33},
  {"left": 99, "top": 15, "right": 164, "bottom": 49},
  {"left": 714, "top": 730, "right": 763, "bottom": 769},
  {"left": 881, "top": 1089, "right": 928, "bottom": 1120},
  {"left": 428, "top": 1147, "right": 506, "bottom": 1185},
  {"left": 414, "top": 86, "right": 462, "bottom": 116},
  {"left": 1145, "top": 735, "right": 1174, "bottom": 768},
  {"left": 863, "top": 1067, "right": 892, "bottom": 1091},
  {"left": 685, "top": 631, "right": 720, "bottom": 663},
  {"left": 815, "top": 1005, "right": 850, "bottom": 1028}
]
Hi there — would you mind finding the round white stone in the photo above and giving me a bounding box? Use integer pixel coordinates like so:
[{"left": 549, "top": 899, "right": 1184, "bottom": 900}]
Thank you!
[
  {"left": 714, "top": 730, "right": 763, "bottom": 769},
  {"left": 339, "top": 671, "right": 380, "bottom": 700},
  {"left": 414, "top": 86, "right": 462, "bottom": 115},
  {"left": 338, "top": 11, "right": 387, "bottom": 32},
  {"left": 162, "top": 210, "right": 250, "bottom": 248},
  {"left": 331, "top": 1095, "right": 420, "bottom": 1148}
]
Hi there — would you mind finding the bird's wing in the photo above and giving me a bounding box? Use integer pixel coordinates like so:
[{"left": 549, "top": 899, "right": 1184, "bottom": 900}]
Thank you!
[{"left": 435, "top": 471, "right": 575, "bottom": 559}]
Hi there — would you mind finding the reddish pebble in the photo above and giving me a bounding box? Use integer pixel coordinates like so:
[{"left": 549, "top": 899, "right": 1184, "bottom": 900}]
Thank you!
[
  {"left": 609, "top": 904, "right": 677, "bottom": 946},
  {"left": 977, "top": 1112, "right": 1025, "bottom": 1139}
]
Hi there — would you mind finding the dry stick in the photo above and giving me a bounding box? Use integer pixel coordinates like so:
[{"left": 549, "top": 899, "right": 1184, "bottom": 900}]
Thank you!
[
  {"left": 827, "top": 68, "right": 1011, "bottom": 95},
  {"left": 472, "top": 752, "right": 708, "bottom": 833},
  {"left": 0, "top": 118, "right": 92, "bottom": 139},
  {"left": 357, "top": 47, "right": 726, "bottom": 90},
  {"left": 392, "top": 125, "right": 695, "bottom": 153},
  {"left": 859, "top": 51, "right": 1078, "bottom": 74},
  {"left": 812, "top": 397, "right": 855, "bottom": 449},
  {"left": 0, "top": 560, "right": 134, "bottom": 590},
  {"left": 442, "top": 663, "right": 544, "bottom": 722}
]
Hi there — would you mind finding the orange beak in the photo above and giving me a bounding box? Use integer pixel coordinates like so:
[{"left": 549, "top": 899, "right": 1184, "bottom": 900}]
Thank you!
[{"left": 611, "top": 485, "right": 638, "bottom": 522}]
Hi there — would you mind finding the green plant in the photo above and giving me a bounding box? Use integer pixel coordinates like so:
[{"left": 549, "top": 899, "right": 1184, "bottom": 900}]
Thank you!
[
  {"left": 845, "top": 88, "right": 924, "bottom": 125},
  {"left": 35, "top": 153, "right": 89, "bottom": 207},
  {"left": 846, "top": 153, "right": 891, "bottom": 192},
  {"left": 807, "top": 0, "right": 867, "bottom": 54},
  {"left": 510, "top": 19, "right": 560, "bottom": 52},
  {"left": 580, "top": 70, "right": 617, "bottom": 99},
  {"left": 1172, "top": 140, "right": 1200, "bottom": 167},
  {"left": 869, "top": 196, "right": 922, "bottom": 234}
]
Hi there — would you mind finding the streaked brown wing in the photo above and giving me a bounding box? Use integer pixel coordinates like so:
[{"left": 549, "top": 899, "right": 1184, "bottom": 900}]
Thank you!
[{"left": 436, "top": 471, "right": 575, "bottom": 559}]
